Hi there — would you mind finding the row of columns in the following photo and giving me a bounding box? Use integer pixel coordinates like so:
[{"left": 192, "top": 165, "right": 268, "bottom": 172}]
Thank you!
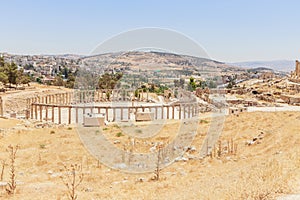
[
  {"left": 26, "top": 89, "right": 151, "bottom": 109},
  {"left": 29, "top": 103, "right": 199, "bottom": 124},
  {"left": 27, "top": 92, "right": 74, "bottom": 107},
  {"left": 73, "top": 89, "right": 150, "bottom": 103}
]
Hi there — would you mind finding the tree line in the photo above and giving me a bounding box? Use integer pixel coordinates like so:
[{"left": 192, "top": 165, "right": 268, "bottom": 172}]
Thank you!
[{"left": 0, "top": 57, "right": 31, "bottom": 87}]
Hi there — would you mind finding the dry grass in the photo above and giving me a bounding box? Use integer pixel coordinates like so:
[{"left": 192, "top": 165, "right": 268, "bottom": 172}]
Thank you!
[
  {"left": 0, "top": 111, "right": 299, "bottom": 199},
  {"left": 60, "top": 164, "right": 84, "bottom": 200},
  {"left": 5, "top": 145, "right": 19, "bottom": 195},
  {"left": 226, "top": 158, "right": 295, "bottom": 200}
]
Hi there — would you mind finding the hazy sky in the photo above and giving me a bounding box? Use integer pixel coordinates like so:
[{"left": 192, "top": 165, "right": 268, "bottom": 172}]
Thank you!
[{"left": 1, "top": 0, "right": 300, "bottom": 62}]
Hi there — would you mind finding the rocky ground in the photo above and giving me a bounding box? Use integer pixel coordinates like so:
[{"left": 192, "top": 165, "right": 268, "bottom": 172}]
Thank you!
[
  {"left": 0, "top": 111, "right": 299, "bottom": 199},
  {"left": 1, "top": 83, "right": 70, "bottom": 116}
]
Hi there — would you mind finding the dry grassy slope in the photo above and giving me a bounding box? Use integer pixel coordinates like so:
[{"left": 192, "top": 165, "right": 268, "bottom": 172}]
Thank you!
[
  {"left": 0, "top": 111, "right": 299, "bottom": 199},
  {"left": 82, "top": 51, "right": 240, "bottom": 72}
]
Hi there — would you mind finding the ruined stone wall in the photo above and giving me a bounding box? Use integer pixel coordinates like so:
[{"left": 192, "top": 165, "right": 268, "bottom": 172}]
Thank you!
[{"left": 296, "top": 60, "right": 300, "bottom": 77}]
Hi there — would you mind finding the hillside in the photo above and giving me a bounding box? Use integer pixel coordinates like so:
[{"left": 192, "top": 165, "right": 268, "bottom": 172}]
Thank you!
[{"left": 80, "top": 51, "right": 244, "bottom": 73}]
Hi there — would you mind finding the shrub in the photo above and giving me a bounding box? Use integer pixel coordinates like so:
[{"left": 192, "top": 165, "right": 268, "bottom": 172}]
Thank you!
[
  {"left": 116, "top": 132, "right": 123, "bottom": 137},
  {"left": 6, "top": 145, "right": 19, "bottom": 195},
  {"left": 60, "top": 164, "right": 84, "bottom": 200}
]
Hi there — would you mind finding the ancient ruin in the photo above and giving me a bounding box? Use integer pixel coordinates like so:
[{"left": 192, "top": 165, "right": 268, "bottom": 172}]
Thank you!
[{"left": 290, "top": 60, "right": 300, "bottom": 83}]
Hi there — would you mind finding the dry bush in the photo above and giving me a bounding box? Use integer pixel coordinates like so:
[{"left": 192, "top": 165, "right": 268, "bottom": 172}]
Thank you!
[
  {"left": 226, "top": 158, "right": 294, "bottom": 200},
  {"left": 6, "top": 145, "right": 19, "bottom": 195},
  {"left": 211, "top": 139, "right": 238, "bottom": 158},
  {"left": 60, "top": 164, "right": 84, "bottom": 200},
  {"left": 0, "top": 160, "right": 5, "bottom": 181},
  {"left": 154, "top": 145, "right": 165, "bottom": 181}
]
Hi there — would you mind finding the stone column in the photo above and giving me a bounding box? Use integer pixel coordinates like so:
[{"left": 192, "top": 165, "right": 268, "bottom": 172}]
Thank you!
[
  {"left": 52, "top": 106, "right": 55, "bottom": 123},
  {"left": 31, "top": 103, "right": 34, "bottom": 119},
  {"left": 177, "top": 105, "right": 181, "bottom": 119},
  {"left": 297, "top": 60, "right": 300, "bottom": 77},
  {"left": 128, "top": 107, "right": 130, "bottom": 120},
  {"left": 167, "top": 106, "right": 169, "bottom": 119},
  {"left": 35, "top": 104, "right": 38, "bottom": 119},
  {"left": 0, "top": 97, "right": 3, "bottom": 117},
  {"left": 68, "top": 107, "right": 72, "bottom": 124},
  {"left": 172, "top": 106, "right": 175, "bottom": 119},
  {"left": 58, "top": 107, "right": 61, "bottom": 124},
  {"left": 106, "top": 107, "right": 108, "bottom": 121},
  {"left": 45, "top": 105, "right": 48, "bottom": 120},
  {"left": 39, "top": 105, "right": 43, "bottom": 121},
  {"left": 75, "top": 107, "right": 79, "bottom": 123},
  {"left": 121, "top": 108, "right": 123, "bottom": 121}
]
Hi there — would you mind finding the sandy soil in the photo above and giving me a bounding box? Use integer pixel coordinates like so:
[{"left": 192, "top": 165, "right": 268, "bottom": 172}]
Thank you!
[{"left": 0, "top": 111, "right": 299, "bottom": 199}]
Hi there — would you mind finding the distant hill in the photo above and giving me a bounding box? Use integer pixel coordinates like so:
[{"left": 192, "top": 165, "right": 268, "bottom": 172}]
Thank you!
[
  {"left": 247, "top": 67, "right": 274, "bottom": 72},
  {"left": 81, "top": 51, "right": 243, "bottom": 73},
  {"left": 231, "top": 60, "right": 295, "bottom": 72}
]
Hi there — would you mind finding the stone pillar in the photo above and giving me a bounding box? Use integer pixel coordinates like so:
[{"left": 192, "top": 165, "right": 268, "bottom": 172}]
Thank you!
[
  {"left": 147, "top": 90, "right": 149, "bottom": 101},
  {"left": 172, "top": 106, "right": 175, "bottom": 119},
  {"left": 39, "top": 105, "right": 43, "bottom": 121},
  {"left": 68, "top": 107, "right": 72, "bottom": 124},
  {"left": 75, "top": 107, "right": 78, "bottom": 123},
  {"left": 0, "top": 97, "right": 4, "bottom": 117},
  {"left": 106, "top": 107, "right": 108, "bottom": 121},
  {"left": 179, "top": 105, "right": 182, "bottom": 120},
  {"left": 295, "top": 60, "right": 300, "bottom": 78},
  {"left": 25, "top": 109, "right": 30, "bottom": 119},
  {"left": 121, "top": 108, "right": 123, "bottom": 121},
  {"left": 52, "top": 106, "right": 55, "bottom": 123},
  {"left": 58, "top": 107, "right": 61, "bottom": 124},
  {"left": 128, "top": 107, "right": 130, "bottom": 120},
  {"left": 113, "top": 108, "right": 116, "bottom": 122},
  {"left": 166, "top": 106, "right": 169, "bottom": 119},
  {"left": 45, "top": 105, "right": 48, "bottom": 120},
  {"left": 34, "top": 104, "right": 38, "bottom": 119},
  {"left": 31, "top": 104, "right": 34, "bottom": 119}
]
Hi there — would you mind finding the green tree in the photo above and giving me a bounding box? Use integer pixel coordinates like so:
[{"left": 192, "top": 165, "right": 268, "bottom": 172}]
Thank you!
[
  {"left": 98, "top": 72, "right": 122, "bottom": 89},
  {"left": 5, "top": 62, "right": 18, "bottom": 86},
  {"left": 179, "top": 78, "right": 185, "bottom": 89},
  {"left": 16, "top": 69, "right": 31, "bottom": 85},
  {"left": 134, "top": 89, "right": 139, "bottom": 98},
  {"left": 65, "top": 74, "right": 75, "bottom": 88},
  {"left": 63, "top": 67, "right": 69, "bottom": 79},
  {"left": 0, "top": 72, "right": 8, "bottom": 84},
  {"left": 0, "top": 57, "right": 4, "bottom": 68},
  {"left": 208, "top": 80, "right": 217, "bottom": 88},
  {"left": 36, "top": 77, "right": 42, "bottom": 84},
  {"left": 188, "top": 77, "right": 196, "bottom": 91},
  {"left": 53, "top": 76, "right": 64, "bottom": 86}
]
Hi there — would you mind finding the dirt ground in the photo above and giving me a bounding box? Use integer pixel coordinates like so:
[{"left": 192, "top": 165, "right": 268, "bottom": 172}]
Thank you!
[
  {"left": 1, "top": 83, "right": 70, "bottom": 115},
  {"left": 0, "top": 111, "right": 299, "bottom": 199}
]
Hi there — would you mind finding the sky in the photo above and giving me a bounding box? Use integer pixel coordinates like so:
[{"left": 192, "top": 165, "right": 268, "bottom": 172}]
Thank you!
[{"left": 0, "top": 0, "right": 300, "bottom": 62}]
